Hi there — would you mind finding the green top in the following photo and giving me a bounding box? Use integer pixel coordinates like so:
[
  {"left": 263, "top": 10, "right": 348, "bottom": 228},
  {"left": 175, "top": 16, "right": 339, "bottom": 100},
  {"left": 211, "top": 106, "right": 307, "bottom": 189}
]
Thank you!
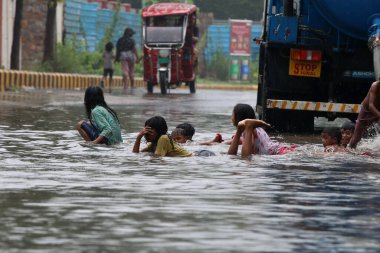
[
  {"left": 91, "top": 105, "right": 123, "bottom": 145},
  {"left": 146, "top": 135, "right": 192, "bottom": 157}
]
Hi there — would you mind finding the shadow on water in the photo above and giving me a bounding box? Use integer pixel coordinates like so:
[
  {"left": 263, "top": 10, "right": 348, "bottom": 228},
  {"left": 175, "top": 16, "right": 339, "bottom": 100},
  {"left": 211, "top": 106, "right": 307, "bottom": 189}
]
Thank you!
[{"left": 0, "top": 89, "right": 380, "bottom": 252}]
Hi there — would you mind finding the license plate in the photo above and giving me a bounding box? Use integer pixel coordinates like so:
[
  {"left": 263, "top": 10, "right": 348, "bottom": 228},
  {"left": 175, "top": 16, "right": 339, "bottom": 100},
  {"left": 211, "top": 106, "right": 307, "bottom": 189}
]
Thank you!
[{"left": 289, "top": 59, "right": 321, "bottom": 77}]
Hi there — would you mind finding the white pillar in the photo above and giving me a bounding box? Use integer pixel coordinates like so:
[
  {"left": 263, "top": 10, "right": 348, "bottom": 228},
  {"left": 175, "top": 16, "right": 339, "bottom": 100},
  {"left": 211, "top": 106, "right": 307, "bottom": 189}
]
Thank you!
[
  {"left": 1, "top": 0, "right": 16, "bottom": 69},
  {"left": 56, "top": 2, "right": 64, "bottom": 43}
]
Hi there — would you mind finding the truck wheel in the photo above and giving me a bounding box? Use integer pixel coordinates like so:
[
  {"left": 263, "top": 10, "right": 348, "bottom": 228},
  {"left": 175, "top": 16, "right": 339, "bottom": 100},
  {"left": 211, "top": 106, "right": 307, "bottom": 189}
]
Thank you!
[
  {"left": 159, "top": 72, "right": 167, "bottom": 95},
  {"left": 188, "top": 80, "right": 196, "bottom": 93},
  {"left": 147, "top": 81, "right": 153, "bottom": 94}
]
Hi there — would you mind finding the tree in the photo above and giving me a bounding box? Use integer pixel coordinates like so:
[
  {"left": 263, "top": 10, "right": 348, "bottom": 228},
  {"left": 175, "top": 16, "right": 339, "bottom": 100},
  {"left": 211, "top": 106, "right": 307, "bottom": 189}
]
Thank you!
[
  {"left": 43, "top": 0, "right": 59, "bottom": 63},
  {"left": 10, "top": 0, "right": 24, "bottom": 70}
]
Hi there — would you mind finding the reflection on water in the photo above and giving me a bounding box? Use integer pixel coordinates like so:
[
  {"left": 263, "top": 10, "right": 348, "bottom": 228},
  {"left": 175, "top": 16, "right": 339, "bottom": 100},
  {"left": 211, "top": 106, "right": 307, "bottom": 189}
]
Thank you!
[{"left": 0, "top": 90, "right": 380, "bottom": 252}]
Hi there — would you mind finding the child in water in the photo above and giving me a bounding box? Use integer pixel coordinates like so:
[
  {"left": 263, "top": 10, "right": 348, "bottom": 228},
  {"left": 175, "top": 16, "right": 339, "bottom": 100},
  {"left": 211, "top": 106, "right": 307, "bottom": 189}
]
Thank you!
[
  {"left": 175, "top": 122, "right": 224, "bottom": 145},
  {"left": 76, "top": 86, "right": 123, "bottom": 145},
  {"left": 321, "top": 127, "right": 346, "bottom": 152},
  {"left": 227, "top": 104, "right": 297, "bottom": 158},
  {"left": 341, "top": 121, "right": 355, "bottom": 148},
  {"left": 133, "top": 116, "right": 192, "bottom": 157}
]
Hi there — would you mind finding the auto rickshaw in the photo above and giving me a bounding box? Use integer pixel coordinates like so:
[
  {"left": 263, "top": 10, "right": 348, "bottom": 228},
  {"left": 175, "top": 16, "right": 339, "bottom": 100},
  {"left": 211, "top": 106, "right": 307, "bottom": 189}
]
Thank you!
[{"left": 141, "top": 3, "right": 198, "bottom": 94}]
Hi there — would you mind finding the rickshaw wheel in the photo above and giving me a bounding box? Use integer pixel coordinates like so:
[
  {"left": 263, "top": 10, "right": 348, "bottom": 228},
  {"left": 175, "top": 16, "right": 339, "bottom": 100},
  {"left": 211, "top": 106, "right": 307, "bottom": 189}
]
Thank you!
[
  {"left": 159, "top": 72, "right": 167, "bottom": 94},
  {"left": 188, "top": 80, "right": 196, "bottom": 93},
  {"left": 147, "top": 81, "right": 153, "bottom": 93}
]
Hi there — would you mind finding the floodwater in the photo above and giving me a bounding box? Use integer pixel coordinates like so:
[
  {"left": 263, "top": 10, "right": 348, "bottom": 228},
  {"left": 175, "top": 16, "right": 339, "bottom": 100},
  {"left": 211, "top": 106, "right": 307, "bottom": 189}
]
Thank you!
[{"left": 1, "top": 88, "right": 380, "bottom": 253}]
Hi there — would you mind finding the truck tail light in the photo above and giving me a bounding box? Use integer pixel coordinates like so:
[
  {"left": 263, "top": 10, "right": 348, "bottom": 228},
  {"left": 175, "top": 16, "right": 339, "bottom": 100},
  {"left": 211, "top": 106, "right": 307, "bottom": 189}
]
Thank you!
[{"left": 291, "top": 49, "right": 322, "bottom": 61}]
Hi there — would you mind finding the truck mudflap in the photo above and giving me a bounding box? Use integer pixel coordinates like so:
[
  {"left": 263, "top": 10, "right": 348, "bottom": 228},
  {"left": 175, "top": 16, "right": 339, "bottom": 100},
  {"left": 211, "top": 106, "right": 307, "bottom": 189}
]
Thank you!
[{"left": 266, "top": 99, "right": 361, "bottom": 114}]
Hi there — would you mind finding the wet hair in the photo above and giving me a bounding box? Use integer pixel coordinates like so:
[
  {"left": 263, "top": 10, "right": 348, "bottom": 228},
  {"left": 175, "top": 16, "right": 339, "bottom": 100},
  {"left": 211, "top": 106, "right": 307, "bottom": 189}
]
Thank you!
[
  {"left": 171, "top": 128, "right": 186, "bottom": 138},
  {"left": 322, "top": 127, "right": 342, "bottom": 144},
  {"left": 341, "top": 121, "right": 355, "bottom": 131},
  {"left": 145, "top": 116, "right": 168, "bottom": 143},
  {"left": 176, "top": 123, "right": 195, "bottom": 139},
  {"left": 105, "top": 42, "right": 114, "bottom": 52},
  {"left": 233, "top": 103, "right": 256, "bottom": 126},
  {"left": 84, "top": 86, "right": 119, "bottom": 123}
]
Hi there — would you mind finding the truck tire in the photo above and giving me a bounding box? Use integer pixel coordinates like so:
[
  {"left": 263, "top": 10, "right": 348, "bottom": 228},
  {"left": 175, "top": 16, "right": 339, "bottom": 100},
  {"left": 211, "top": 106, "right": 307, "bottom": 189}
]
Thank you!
[
  {"left": 159, "top": 71, "right": 167, "bottom": 95},
  {"left": 147, "top": 81, "right": 153, "bottom": 94}
]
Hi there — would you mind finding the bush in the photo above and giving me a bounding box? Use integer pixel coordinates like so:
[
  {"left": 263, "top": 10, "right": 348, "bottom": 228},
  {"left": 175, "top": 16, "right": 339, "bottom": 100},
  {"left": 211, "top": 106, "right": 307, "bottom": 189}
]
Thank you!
[{"left": 206, "top": 50, "right": 229, "bottom": 81}]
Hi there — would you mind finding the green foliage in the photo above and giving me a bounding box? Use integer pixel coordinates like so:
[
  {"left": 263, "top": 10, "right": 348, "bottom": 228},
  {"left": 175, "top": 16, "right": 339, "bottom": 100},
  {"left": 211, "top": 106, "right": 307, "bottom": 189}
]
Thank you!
[
  {"left": 194, "top": 0, "right": 263, "bottom": 21},
  {"left": 206, "top": 50, "right": 229, "bottom": 81}
]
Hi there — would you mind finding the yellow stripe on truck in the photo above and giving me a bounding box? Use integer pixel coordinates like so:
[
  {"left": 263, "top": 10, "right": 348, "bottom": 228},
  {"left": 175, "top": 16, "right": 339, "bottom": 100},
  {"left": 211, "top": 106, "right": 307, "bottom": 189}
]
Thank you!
[{"left": 267, "top": 99, "right": 361, "bottom": 113}]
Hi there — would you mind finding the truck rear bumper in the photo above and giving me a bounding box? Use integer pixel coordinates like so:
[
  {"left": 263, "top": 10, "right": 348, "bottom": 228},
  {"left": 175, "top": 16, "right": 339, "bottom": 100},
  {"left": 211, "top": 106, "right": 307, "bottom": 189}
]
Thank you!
[{"left": 266, "top": 99, "right": 361, "bottom": 114}]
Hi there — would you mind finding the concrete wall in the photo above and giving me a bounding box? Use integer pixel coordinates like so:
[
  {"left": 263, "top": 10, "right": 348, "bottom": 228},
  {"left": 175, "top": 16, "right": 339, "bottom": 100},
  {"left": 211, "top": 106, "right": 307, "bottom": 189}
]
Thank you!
[
  {"left": 0, "top": 0, "right": 64, "bottom": 70},
  {"left": 21, "top": 0, "right": 48, "bottom": 69}
]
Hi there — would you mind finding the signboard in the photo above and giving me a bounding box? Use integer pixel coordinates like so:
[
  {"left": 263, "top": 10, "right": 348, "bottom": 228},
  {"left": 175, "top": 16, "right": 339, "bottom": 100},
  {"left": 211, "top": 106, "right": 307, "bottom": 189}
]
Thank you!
[
  {"left": 289, "top": 59, "right": 321, "bottom": 78},
  {"left": 230, "top": 20, "right": 252, "bottom": 56}
]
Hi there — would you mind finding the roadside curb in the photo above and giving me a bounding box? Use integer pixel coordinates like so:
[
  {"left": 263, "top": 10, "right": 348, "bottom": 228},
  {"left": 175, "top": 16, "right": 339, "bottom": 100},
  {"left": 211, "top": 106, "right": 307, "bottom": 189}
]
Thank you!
[
  {"left": 0, "top": 70, "right": 256, "bottom": 92},
  {"left": 195, "top": 84, "right": 257, "bottom": 90},
  {"left": 0, "top": 70, "right": 145, "bottom": 92}
]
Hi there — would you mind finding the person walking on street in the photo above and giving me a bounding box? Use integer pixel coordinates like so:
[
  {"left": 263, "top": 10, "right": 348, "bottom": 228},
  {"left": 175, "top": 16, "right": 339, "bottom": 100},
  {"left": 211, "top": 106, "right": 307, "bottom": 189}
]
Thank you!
[
  {"left": 116, "top": 28, "right": 139, "bottom": 92},
  {"left": 101, "top": 42, "right": 115, "bottom": 93}
]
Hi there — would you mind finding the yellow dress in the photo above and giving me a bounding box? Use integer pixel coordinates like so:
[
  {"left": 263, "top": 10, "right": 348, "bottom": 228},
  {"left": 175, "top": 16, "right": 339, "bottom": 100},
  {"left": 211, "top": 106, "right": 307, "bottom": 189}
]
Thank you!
[{"left": 146, "top": 135, "right": 192, "bottom": 157}]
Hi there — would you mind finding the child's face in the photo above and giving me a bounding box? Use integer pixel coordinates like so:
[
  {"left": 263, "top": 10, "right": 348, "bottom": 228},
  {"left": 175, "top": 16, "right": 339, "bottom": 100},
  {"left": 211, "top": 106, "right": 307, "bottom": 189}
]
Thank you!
[
  {"left": 173, "top": 134, "right": 187, "bottom": 144},
  {"left": 321, "top": 133, "right": 337, "bottom": 147},
  {"left": 341, "top": 129, "right": 353, "bottom": 146},
  {"left": 144, "top": 127, "right": 158, "bottom": 142}
]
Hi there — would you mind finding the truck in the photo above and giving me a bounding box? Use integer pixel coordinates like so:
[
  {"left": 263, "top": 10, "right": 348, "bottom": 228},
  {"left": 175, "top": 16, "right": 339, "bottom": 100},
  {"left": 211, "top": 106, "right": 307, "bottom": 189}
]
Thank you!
[{"left": 256, "top": 0, "right": 380, "bottom": 132}]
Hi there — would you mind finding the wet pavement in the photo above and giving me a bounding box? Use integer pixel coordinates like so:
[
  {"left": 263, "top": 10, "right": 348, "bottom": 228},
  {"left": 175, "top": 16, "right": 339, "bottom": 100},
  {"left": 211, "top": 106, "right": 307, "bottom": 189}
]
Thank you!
[{"left": 0, "top": 87, "right": 380, "bottom": 252}]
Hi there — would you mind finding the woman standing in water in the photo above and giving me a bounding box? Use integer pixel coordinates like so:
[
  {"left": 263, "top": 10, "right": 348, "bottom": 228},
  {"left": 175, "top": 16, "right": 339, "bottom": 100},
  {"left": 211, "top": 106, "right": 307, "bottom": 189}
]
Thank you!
[
  {"left": 227, "top": 104, "right": 296, "bottom": 158},
  {"left": 76, "top": 86, "right": 123, "bottom": 145}
]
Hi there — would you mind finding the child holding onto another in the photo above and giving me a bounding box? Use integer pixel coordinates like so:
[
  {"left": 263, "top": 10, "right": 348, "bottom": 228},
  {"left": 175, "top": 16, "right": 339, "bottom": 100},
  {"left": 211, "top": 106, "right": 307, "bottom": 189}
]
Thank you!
[
  {"left": 341, "top": 121, "right": 355, "bottom": 148},
  {"left": 101, "top": 42, "right": 114, "bottom": 93},
  {"left": 321, "top": 127, "right": 346, "bottom": 152},
  {"left": 76, "top": 86, "right": 123, "bottom": 145},
  {"left": 133, "top": 116, "right": 192, "bottom": 157}
]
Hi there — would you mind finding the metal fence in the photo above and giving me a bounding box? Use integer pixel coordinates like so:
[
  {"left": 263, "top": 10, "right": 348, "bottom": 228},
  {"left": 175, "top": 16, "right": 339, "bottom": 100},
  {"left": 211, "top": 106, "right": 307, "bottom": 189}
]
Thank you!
[{"left": 64, "top": 0, "right": 142, "bottom": 52}]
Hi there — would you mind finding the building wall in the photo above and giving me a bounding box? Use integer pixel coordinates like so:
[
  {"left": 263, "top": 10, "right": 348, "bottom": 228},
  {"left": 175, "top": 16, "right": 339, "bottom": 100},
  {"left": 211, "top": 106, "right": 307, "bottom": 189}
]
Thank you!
[{"left": 21, "top": 0, "right": 49, "bottom": 69}]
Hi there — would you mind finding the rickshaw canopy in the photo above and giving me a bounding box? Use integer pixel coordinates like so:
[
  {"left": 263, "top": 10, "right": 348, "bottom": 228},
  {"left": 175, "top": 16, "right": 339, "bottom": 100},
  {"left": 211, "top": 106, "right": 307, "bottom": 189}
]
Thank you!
[{"left": 142, "top": 3, "right": 197, "bottom": 18}]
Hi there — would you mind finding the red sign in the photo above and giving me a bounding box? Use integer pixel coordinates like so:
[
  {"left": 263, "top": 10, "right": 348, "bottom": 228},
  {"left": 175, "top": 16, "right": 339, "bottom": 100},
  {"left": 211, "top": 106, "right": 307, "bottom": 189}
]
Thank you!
[{"left": 230, "top": 20, "right": 252, "bottom": 56}]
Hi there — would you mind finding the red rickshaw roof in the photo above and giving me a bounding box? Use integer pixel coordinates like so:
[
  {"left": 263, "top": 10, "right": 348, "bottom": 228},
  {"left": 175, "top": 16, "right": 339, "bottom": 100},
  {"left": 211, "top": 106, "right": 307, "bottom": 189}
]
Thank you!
[{"left": 142, "top": 3, "right": 197, "bottom": 17}]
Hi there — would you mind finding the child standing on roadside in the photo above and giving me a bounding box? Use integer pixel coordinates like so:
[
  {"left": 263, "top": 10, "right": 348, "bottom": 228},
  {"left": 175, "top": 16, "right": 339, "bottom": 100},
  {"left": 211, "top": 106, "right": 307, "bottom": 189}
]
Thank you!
[
  {"left": 76, "top": 86, "right": 123, "bottom": 145},
  {"left": 101, "top": 42, "right": 114, "bottom": 93}
]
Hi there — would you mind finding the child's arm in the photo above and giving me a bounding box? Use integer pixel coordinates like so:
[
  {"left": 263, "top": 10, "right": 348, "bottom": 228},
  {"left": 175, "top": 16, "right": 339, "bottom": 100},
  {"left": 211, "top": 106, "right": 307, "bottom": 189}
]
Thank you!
[
  {"left": 227, "top": 127, "right": 244, "bottom": 155},
  {"left": 133, "top": 127, "right": 151, "bottom": 153}
]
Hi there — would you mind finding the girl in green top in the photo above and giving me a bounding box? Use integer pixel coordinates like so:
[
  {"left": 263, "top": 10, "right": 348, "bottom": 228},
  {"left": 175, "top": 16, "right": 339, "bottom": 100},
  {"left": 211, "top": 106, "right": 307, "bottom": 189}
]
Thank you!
[
  {"left": 133, "top": 116, "right": 192, "bottom": 157},
  {"left": 76, "top": 86, "right": 123, "bottom": 145}
]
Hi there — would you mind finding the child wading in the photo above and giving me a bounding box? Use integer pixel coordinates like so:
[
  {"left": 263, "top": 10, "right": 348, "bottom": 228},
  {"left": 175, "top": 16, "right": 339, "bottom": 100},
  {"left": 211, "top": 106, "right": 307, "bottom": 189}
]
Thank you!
[
  {"left": 133, "top": 116, "right": 192, "bottom": 157},
  {"left": 76, "top": 86, "right": 123, "bottom": 145}
]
